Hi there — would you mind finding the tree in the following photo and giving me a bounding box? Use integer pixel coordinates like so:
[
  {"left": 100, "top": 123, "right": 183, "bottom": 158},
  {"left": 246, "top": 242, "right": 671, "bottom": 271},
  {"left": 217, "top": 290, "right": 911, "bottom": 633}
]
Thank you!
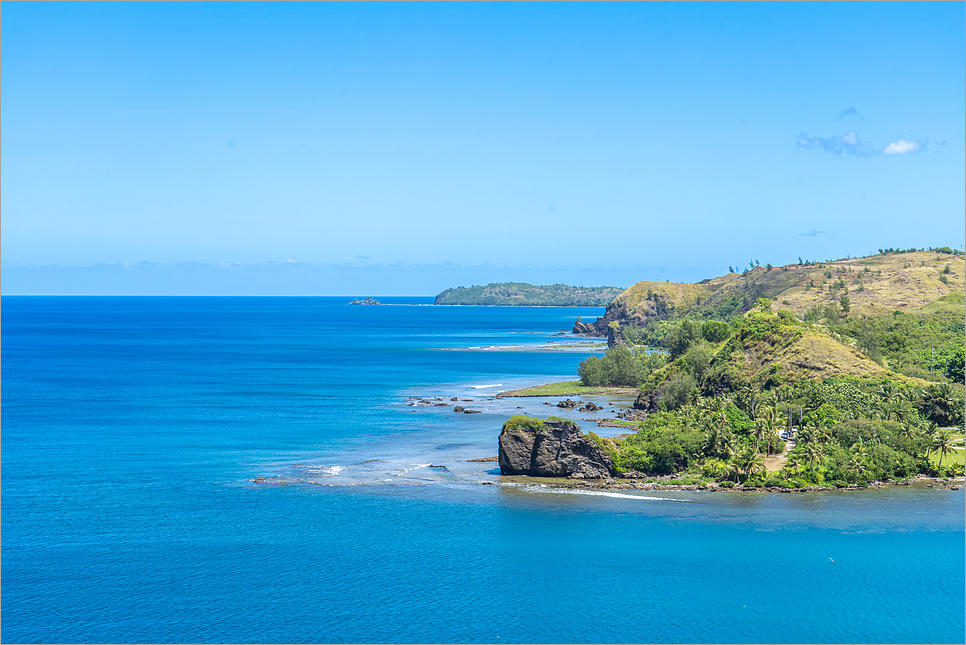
[
  {"left": 839, "top": 294, "right": 851, "bottom": 315},
  {"left": 848, "top": 443, "right": 869, "bottom": 484},
  {"left": 753, "top": 418, "right": 771, "bottom": 453},
  {"left": 665, "top": 319, "right": 703, "bottom": 359},
  {"left": 946, "top": 346, "right": 964, "bottom": 383},
  {"left": 803, "top": 442, "right": 825, "bottom": 475},
  {"left": 702, "top": 320, "right": 731, "bottom": 343},
  {"left": 683, "top": 343, "right": 713, "bottom": 383},
  {"left": 755, "top": 298, "right": 773, "bottom": 312},
  {"left": 931, "top": 427, "right": 961, "bottom": 473},
  {"left": 733, "top": 446, "right": 765, "bottom": 482}
]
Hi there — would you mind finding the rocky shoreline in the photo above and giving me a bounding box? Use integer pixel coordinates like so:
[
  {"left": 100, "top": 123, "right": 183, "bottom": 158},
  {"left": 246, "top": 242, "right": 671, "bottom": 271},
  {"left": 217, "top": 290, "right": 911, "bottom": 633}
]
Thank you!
[{"left": 497, "top": 473, "right": 965, "bottom": 493}]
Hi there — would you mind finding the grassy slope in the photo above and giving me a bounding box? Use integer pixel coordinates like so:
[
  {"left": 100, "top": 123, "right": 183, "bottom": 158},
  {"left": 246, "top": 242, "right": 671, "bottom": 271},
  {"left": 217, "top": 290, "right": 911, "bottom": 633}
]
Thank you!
[
  {"left": 645, "top": 317, "right": 927, "bottom": 394},
  {"left": 612, "top": 250, "right": 965, "bottom": 321}
]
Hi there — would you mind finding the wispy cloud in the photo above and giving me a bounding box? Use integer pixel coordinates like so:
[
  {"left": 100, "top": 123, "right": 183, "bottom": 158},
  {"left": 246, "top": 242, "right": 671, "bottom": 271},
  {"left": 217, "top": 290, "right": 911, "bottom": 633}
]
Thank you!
[
  {"left": 799, "top": 230, "right": 826, "bottom": 237},
  {"left": 357, "top": 255, "right": 370, "bottom": 259},
  {"left": 838, "top": 107, "right": 861, "bottom": 119},
  {"left": 796, "top": 131, "right": 926, "bottom": 157},
  {"left": 796, "top": 131, "right": 876, "bottom": 156}
]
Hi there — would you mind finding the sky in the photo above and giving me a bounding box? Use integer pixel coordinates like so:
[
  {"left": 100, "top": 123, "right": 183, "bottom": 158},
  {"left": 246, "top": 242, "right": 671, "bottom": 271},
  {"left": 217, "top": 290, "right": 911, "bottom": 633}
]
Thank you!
[{"left": 2, "top": 2, "right": 964, "bottom": 295}]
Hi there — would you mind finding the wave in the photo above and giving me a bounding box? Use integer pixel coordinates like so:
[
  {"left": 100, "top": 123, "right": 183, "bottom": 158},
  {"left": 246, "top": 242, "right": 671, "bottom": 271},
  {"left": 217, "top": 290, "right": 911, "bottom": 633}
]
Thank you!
[
  {"left": 520, "top": 485, "right": 689, "bottom": 502},
  {"left": 469, "top": 384, "right": 503, "bottom": 389}
]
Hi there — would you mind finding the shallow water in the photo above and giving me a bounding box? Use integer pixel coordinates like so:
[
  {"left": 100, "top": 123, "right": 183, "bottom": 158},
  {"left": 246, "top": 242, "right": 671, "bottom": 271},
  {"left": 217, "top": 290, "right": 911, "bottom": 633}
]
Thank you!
[{"left": 2, "top": 296, "right": 963, "bottom": 643}]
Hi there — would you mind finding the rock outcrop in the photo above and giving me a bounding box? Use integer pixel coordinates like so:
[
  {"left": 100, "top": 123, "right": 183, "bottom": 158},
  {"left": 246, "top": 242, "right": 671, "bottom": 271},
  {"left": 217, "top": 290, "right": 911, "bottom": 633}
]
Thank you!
[
  {"left": 348, "top": 297, "right": 381, "bottom": 305},
  {"left": 498, "top": 419, "right": 616, "bottom": 479}
]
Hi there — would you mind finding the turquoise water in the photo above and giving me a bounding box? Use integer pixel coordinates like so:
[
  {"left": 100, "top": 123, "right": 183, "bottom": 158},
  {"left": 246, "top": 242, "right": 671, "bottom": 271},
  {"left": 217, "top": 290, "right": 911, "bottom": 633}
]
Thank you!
[{"left": 2, "top": 296, "right": 963, "bottom": 643}]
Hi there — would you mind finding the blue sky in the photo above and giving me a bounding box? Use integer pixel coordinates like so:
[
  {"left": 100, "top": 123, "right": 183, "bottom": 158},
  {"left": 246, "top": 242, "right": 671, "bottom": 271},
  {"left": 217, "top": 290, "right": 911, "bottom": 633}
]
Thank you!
[{"left": 2, "top": 2, "right": 964, "bottom": 295}]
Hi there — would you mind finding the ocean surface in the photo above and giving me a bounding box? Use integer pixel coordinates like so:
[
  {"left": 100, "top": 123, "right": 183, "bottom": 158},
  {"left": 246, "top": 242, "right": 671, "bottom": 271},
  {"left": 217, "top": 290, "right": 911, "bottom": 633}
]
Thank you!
[{"left": 2, "top": 296, "right": 963, "bottom": 644}]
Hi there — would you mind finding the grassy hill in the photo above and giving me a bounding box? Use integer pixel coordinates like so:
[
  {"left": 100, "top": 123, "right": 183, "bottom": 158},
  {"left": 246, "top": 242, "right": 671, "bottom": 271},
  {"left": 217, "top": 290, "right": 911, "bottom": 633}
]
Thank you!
[
  {"left": 434, "top": 282, "right": 624, "bottom": 306},
  {"left": 603, "top": 249, "right": 965, "bottom": 326}
]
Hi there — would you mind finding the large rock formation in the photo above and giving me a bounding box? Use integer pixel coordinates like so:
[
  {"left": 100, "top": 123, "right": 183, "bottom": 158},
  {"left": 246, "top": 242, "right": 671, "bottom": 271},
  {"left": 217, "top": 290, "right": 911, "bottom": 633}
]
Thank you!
[{"left": 498, "top": 418, "right": 615, "bottom": 479}]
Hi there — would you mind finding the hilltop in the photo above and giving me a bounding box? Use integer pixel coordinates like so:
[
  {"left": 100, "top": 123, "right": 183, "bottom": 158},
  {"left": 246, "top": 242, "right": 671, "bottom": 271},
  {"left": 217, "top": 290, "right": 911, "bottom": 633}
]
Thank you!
[
  {"left": 434, "top": 282, "right": 624, "bottom": 306},
  {"left": 577, "top": 249, "right": 965, "bottom": 333}
]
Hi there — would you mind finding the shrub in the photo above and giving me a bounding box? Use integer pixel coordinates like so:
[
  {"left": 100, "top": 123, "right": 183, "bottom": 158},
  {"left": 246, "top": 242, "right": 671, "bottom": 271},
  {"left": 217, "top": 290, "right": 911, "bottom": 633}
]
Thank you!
[
  {"left": 501, "top": 416, "right": 546, "bottom": 433},
  {"left": 660, "top": 373, "right": 697, "bottom": 410},
  {"left": 702, "top": 320, "right": 731, "bottom": 343}
]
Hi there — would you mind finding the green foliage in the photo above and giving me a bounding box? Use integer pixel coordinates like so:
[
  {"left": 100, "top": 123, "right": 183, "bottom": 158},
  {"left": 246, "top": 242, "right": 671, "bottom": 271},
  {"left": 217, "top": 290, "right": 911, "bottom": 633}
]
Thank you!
[
  {"left": 682, "top": 343, "right": 713, "bottom": 383},
  {"left": 578, "top": 347, "right": 666, "bottom": 387},
  {"left": 660, "top": 373, "right": 697, "bottom": 410},
  {"left": 804, "top": 403, "right": 841, "bottom": 428},
  {"left": 664, "top": 319, "right": 704, "bottom": 359},
  {"left": 702, "top": 320, "right": 731, "bottom": 343},
  {"left": 501, "top": 416, "right": 547, "bottom": 434},
  {"left": 622, "top": 321, "right": 644, "bottom": 345},
  {"left": 946, "top": 346, "right": 964, "bottom": 383},
  {"left": 832, "top": 304, "right": 964, "bottom": 381},
  {"left": 755, "top": 298, "right": 773, "bottom": 312},
  {"left": 740, "top": 313, "right": 783, "bottom": 342},
  {"left": 839, "top": 294, "right": 851, "bottom": 314}
]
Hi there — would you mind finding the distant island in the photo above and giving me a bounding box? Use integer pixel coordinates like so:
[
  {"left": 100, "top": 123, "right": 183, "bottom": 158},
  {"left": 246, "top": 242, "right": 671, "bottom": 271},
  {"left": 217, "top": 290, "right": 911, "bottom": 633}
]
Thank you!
[
  {"left": 348, "top": 297, "right": 381, "bottom": 305},
  {"left": 434, "top": 282, "right": 623, "bottom": 306}
]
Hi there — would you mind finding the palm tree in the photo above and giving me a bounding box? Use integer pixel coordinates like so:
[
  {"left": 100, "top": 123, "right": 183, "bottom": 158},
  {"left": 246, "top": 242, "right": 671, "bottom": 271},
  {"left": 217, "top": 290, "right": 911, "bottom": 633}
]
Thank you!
[
  {"left": 733, "top": 446, "right": 765, "bottom": 482},
  {"left": 848, "top": 443, "right": 869, "bottom": 484},
  {"left": 923, "top": 384, "right": 957, "bottom": 425},
  {"left": 702, "top": 458, "right": 728, "bottom": 482},
  {"left": 753, "top": 418, "right": 771, "bottom": 453},
  {"left": 878, "top": 381, "right": 897, "bottom": 405},
  {"left": 931, "top": 427, "right": 963, "bottom": 473},
  {"left": 803, "top": 442, "right": 824, "bottom": 475}
]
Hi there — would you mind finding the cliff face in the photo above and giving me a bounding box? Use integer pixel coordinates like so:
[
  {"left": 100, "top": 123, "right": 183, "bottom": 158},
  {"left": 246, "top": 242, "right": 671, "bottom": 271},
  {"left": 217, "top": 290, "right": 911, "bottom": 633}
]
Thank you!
[{"left": 498, "top": 419, "right": 615, "bottom": 479}]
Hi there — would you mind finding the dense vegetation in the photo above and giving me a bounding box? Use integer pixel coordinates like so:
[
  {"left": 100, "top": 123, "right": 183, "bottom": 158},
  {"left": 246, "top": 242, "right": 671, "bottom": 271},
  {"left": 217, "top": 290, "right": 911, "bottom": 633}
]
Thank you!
[
  {"left": 435, "top": 283, "right": 624, "bottom": 306},
  {"left": 590, "top": 379, "right": 965, "bottom": 486}
]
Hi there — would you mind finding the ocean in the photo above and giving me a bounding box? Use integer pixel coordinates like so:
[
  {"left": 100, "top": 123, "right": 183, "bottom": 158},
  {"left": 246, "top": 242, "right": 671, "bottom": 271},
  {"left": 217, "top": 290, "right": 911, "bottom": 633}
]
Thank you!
[{"left": 2, "top": 296, "right": 963, "bottom": 643}]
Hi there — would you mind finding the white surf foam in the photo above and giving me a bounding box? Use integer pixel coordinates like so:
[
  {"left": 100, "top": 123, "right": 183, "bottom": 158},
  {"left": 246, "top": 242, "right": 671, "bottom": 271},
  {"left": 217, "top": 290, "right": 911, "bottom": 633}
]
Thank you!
[
  {"left": 522, "top": 486, "right": 688, "bottom": 502},
  {"left": 469, "top": 384, "right": 503, "bottom": 389}
]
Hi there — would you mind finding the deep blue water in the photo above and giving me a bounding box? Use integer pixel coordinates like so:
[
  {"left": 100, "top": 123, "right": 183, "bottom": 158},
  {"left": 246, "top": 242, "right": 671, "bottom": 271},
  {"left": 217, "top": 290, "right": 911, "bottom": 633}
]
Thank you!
[{"left": 2, "top": 296, "right": 964, "bottom": 644}]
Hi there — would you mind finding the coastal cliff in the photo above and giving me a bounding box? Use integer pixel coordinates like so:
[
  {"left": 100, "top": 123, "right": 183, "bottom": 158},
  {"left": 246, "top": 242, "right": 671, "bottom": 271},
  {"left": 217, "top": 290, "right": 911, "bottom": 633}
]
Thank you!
[{"left": 498, "top": 417, "right": 615, "bottom": 478}]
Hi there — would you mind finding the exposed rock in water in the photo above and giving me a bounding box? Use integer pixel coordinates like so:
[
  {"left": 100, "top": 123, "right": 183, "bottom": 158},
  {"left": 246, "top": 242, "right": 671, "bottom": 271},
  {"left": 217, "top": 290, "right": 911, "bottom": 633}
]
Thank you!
[
  {"left": 617, "top": 408, "right": 648, "bottom": 422},
  {"left": 572, "top": 319, "right": 604, "bottom": 335},
  {"left": 453, "top": 406, "right": 465, "bottom": 413},
  {"left": 467, "top": 456, "right": 499, "bottom": 462},
  {"left": 348, "top": 297, "right": 381, "bottom": 305},
  {"left": 498, "top": 419, "right": 616, "bottom": 479},
  {"left": 556, "top": 398, "right": 579, "bottom": 409},
  {"left": 580, "top": 401, "right": 602, "bottom": 412},
  {"left": 464, "top": 409, "right": 482, "bottom": 414}
]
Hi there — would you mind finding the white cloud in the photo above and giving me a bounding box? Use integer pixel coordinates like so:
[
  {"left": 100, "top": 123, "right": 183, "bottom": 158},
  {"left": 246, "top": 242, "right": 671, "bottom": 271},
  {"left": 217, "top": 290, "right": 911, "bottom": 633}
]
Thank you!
[{"left": 882, "top": 139, "right": 924, "bottom": 155}]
